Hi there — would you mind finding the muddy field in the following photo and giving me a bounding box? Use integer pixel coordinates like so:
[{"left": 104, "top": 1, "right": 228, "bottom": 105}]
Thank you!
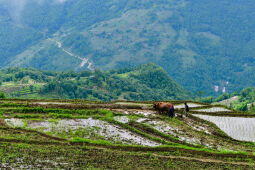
[{"left": 0, "top": 99, "right": 254, "bottom": 169}]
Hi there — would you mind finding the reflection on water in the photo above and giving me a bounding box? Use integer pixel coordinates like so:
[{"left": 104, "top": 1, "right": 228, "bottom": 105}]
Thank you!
[
  {"left": 174, "top": 103, "right": 204, "bottom": 109},
  {"left": 194, "top": 107, "right": 231, "bottom": 112},
  {"left": 196, "top": 115, "right": 255, "bottom": 142}
]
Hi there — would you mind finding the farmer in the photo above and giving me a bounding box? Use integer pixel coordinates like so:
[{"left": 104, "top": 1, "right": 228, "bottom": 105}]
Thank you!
[
  {"left": 184, "top": 102, "right": 189, "bottom": 116},
  {"left": 169, "top": 105, "right": 175, "bottom": 118}
]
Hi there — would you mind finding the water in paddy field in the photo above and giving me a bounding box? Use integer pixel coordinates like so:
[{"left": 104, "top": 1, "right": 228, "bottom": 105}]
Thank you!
[
  {"left": 174, "top": 103, "right": 205, "bottom": 109},
  {"left": 5, "top": 118, "right": 160, "bottom": 147},
  {"left": 195, "top": 115, "right": 255, "bottom": 142},
  {"left": 194, "top": 107, "right": 232, "bottom": 112}
]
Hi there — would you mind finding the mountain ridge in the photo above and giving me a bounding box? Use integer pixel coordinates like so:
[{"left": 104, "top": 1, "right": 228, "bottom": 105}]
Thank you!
[
  {"left": 0, "top": 63, "right": 191, "bottom": 101},
  {"left": 1, "top": 0, "right": 255, "bottom": 95}
]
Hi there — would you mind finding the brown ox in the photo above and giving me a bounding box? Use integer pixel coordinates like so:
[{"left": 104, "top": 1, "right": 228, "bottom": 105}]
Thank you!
[{"left": 153, "top": 102, "right": 172, "bottom": 115}]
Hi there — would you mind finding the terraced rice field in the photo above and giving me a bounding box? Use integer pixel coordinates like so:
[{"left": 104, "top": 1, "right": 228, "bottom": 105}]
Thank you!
[
  {"left": 5, "top": 118, "right": 160, "bottom": 146},
  {"left": 195, "top": 115, "right": 255, "bottom": 142},
  {"left": 0, "top": 99, "right": 254, "bottom": 169},
  {"left": 174, "top": 103, "right": 205, "bottom": 109},
  {"left": 194, "top": 107, "right": 232, "bottom": 112}
]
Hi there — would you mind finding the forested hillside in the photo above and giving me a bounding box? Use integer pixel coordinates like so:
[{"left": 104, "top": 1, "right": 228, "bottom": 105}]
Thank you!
[
  {"left": 229, "top": 87, "right": 255, "bottom": 112},
  {"left": 1, "top": 0, "right": 255, "bottom": 95},
  {"left": 0, "top": 63, "right": 191, "bottom": 101}
]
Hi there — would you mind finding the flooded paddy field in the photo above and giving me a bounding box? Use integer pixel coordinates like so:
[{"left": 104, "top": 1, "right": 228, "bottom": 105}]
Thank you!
[
  {"left": 193, "top": 107, "right": 232, "bottom": 112},
  {"left": 5, "top": 118, "right": 159, "bottom": 146},
  {"left": 0, "top": 99, "right": 254, "bottom": 169},
  {"left": 195, "top": 115, "right": 255, "bottom": 142},
  {"left": 174, "top": 103, "right": 205, "bottom": 109},
  {"left": 114, "top": 102, "right": 152, "bottom": 106}
]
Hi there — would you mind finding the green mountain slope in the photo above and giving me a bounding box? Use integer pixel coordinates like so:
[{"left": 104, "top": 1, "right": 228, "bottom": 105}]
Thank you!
[
  {"left": 0, "top": 63, "right": 191, "bottom": 101},
  {"left": 1, "top": 0, "right": 255, "bottom": 95}
]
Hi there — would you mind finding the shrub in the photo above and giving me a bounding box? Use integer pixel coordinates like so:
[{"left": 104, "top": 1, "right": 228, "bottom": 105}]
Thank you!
[
  {"left": 233, "top": 102, "right": 248, "bottom": 111},
  {"left": 0, "top": 92, "right": 5, "bottom": 99}
]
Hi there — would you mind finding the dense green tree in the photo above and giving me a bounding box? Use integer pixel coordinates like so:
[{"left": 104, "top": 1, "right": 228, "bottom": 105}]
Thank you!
[
  {"left": 233, "top": 102, "right": 248, "bottom": 111},
  {"left": 196, "top": 91, "right": 205, "bottom": 100},
  {"left": 199, "top": 96, "right": 214, "bottom": 104},
  {"left": 0, "top": 92, "right": 5, "bottom": 99},
  {"left": 215, "top": 93, "right": 230, "bottom": 102},
  {"left": 9, "top": 63, "right": 189, "bottom": 101}
]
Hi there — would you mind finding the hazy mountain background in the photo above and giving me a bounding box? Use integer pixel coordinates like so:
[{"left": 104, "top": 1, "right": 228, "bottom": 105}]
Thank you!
[{"left": 1, "top": 0, "right": 255, "bottom": 96}]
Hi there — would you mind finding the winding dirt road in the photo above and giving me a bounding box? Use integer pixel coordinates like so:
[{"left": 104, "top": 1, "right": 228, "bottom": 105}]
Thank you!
[{"left": 51, "top": 39, "right": 94, "bottom": 70}]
